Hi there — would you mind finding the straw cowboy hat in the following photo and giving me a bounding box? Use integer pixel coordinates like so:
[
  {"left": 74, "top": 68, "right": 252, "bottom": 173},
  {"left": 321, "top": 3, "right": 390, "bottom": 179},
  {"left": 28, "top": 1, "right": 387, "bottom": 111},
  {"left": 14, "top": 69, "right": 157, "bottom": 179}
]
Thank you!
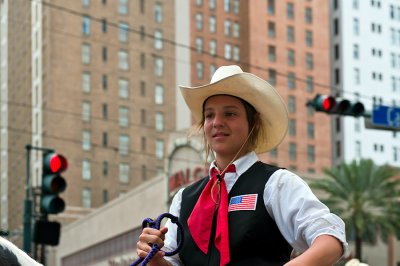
[{"left": 179, "top": 65, "right": 288, "bottom": 153}]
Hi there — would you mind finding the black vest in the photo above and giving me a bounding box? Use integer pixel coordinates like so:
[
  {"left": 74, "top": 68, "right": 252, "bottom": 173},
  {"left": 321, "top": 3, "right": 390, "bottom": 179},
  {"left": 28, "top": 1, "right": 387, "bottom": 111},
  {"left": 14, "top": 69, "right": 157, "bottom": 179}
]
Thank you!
[{"left": 178, "top": 161, "right": 292, "bottom": 266}]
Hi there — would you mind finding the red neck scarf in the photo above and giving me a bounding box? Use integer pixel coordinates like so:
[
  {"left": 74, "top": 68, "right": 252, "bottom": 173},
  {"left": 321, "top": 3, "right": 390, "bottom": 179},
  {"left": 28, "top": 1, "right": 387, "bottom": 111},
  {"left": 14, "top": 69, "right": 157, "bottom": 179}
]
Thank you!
[{"left": 187, "top": 164, "right": 236, "bottom": 266}]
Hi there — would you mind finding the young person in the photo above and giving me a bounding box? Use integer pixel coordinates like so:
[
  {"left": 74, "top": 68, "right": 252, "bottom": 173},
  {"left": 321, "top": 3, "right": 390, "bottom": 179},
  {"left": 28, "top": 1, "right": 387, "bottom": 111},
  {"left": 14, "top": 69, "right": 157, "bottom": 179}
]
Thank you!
[{"left": 136, "top": 65, "right": 347, "bottom": 266}]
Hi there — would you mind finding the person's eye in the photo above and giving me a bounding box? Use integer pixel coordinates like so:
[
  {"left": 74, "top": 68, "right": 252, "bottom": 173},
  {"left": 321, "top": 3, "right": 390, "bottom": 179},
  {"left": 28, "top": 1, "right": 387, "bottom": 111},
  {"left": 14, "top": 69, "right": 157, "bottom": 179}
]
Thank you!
[
  {"left": 204, "top": 113, "right": 214, "bottom": 119},
  {"left": 225, "top": 112, "right": 236, "bottom": 117}
]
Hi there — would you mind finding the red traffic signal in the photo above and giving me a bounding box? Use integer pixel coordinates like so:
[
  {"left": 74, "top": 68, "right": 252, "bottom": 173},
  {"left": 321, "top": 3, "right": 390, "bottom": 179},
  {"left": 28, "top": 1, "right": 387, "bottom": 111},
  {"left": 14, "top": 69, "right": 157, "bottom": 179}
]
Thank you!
[
  {"left": 44, "top": 153, "right": 68, "bottom": 173},
  {"left": 307, "top": 94, "right": 365, "bottom": 117}
]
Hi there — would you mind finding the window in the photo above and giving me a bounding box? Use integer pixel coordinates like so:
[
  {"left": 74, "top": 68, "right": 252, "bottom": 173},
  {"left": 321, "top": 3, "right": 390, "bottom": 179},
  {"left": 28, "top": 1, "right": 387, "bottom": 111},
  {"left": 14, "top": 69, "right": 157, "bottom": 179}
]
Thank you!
[
  {"left": 210, "top": 64, "right": 216, "bottom": 79},
  {"left": 102, "top": 161, "right": 108, "bottom": 176},
  {"left": 224, "top": 43, "right": 232, "bottom": 60},
  {"left": 156, "top": 139, "right": 164, "bottom": 160},
  {"left": 196, "top": 0, "right": 203, "bottom": 6},
  {"left": 233, "top": 22, "right": 240, "bottom": 38},
  {"left": 268, "top": 22, "right": 276, "bottom": 38},
  {"left": 305, "top": 30, "right": 313, "bottom": 47},
  {"left": 353, "top": 0, "right": 359, "bottom": 9},
  {"left": 155, "top": 84, "right": 164, "bottom": 104},
  {"left": 102, "top": 18, "right": 107, "bottom": 33},
  {"left": 233, "top": 0, "right": 239, "bottom": 14},
  {"left": 102, "top": 74, "right": 108, "bottom": 90},
  {"left": 119, "top": 107, "right": 129, "bottom": 127},
  {"left": 119, "top": 135, "right": 129, "bottom": 155},
  {"left": 288, "top": 95, "right": 296, "bottom": 113},
  {"left": 209, "top": 40, "right": 217, "bottom": 56},
  {"left": 82, "top": 72, "right": 91, "bottom": 92},
  {"left": 267, "top": 0, "right": 275, "bottom": 15},
  {"left": 82, "top": 16, "right": 91, "bottom": 36},
  {"left": 141, "top": 137, "right": 147, "bottom": 151},
  {"left": 196, "top": 61, "right": 204, "bottom": 79},
  {"left": 119, "top": 163, "right": 130, "bottom": 183},
  {"left": 118, "top": 50, "right": 129, "bottom": 70},
  {"left": 233, "top": 46, "right": 240, "bottom": 62},
  {"left": 353, "top": 18, "right": 359, "bottom": 35},
  {"left": 118, "top": 0, "right": 128, "bottom": 15},
  {"left": 82, "top": 188, "right": 91, "bottom": 208},
  {"left": 209, "top": 16, "right": 216, "bottom": 33},
  {"left": 334, "top": 18, "right": 339, "bottom": 36},
  {"left": 82, "top": 0, "right": 90, "bottom": 7},
  {"left": 119, "top": 79, "right": 129, "bottom": 99},
  {"left": 306, "top": 76, "right": 313, "bottom": 92},
  {"left": 154, "top": 30, "right": 163, "bottom": 50},
  {"left": 82, "top": 130, "right": 91, "bottom": 151},
  {"left": 142, "top": 165, "right": 147, "bottom": 180},
  {"left": 307, "top": 145, "right": 315, "bottom": 162},
  {"left": 287, "top": 26, "right": 294, "bottom": 42},
  {"left": 289, "top": 142, "right": 297, "bottom": 160},
  {"left": 268, "top": 69, "right": 276, "bottom": 85},
  {"left": 224, "top": 20, "right": 231, "bottom": 36},
  {"left": 154, "top": 57, "right": 164, "bottom": 76},
  {"left": 288, "top": 73, "right": 296, "bottom": 89},
  {"left": 102, "top": 47, "right": 107, "bottom": 62},
  {"left": 287, "top": 3, "right": 294, "bottom": 20},
  {"left": 209, "top": 0, "right": 216, "bottom": 9},
  {"left": 288, "top": 49, "right": 295, "bottom": 66},
  {"left": 119, "top": 22, "right": 129, "bottom": 42},
  {"left": 141, "top": 109, "right": 146, "bottom": 124},
  {"left": 154, "top": 3, "right": 163, "bottom": 23},
  {"left": 196, "top": 13, "right": 203, "bottom": 30},
  {"left": 82, "top": 44, "right": 91, "bottom": 64},
  {"left": 306, "top": 53, "right": 313, "bottom": 69},
  {"left": 224, "top": 0, "right": 230, "bottom": 12},
  {"left": 102, "top": 103, "right": 108, "bottom": 119},
  {"left": 140, "top": 53, "right": 146, "bottom": 69},
  {"left": 305, "top": 7, "right": 312, "bottom": 24},
  {"left": 334, "top": 44, "right": 340, "bottom": 60},
  {"left": 268, "top": 45, "right": 276, "bottom": 62},
  {"left": 82, "top": 160, "right": 91, "bottom": 180},
  {"left": 102, "top": 132, "right": 107, "bottom": 146},
  {"left": 155, "top": 112, "right": 164, "bottom": 132},
  {"left": 82, "top": 102, "right": 90, "bottom": 122},
  {"left": 307, "top": 122, "right": 314, "bottom": 139},
  {"left": 103, "top": 190, "right": 109, "bottom": 203},
  {"left": 195, "top": 37, "right": 203, "bottom": 53},
  {"left": 353, "top": 44, "right": 359, "bottom": 59},
  {"left": 288, "top": 119, "right": 296, "bottom": 136},
  {"left": 354, "top": 68, "right": 360, "bottom": 85}
]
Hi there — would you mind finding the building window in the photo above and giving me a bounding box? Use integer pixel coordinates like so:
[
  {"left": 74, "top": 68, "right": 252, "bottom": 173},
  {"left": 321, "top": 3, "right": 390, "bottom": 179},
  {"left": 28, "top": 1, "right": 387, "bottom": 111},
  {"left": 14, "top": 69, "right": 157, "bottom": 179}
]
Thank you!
[
  {"left": 288, "top": 72, "right": 296, "bottom": 89},
  {"left": 307, "top": 122, "right": 314, "bottom": 139},
  {"left": 268, "top": 69, "right": 276, "bottom": 85},
  {"left": 140, "top": 53, "right": 146, "bottom": 69},
  {"left": 288, "top": 49, "right": 295, "bottom": 66},
  {"left": 119, "top": 22, "right": 129, "bottom": 42},
  {"left": 102, "top": 103, "right": 108, "bottom": 119},
  {"left": 156, "top": 139, "right": 164, "bottom": 160},
  {"left": 306, "top": 76, "right": 313, "bottom": 92},
  {"left": 154, "top": 57, "right": 164, "bottom": 76},
  {"left": 118, "top": 0, "right": 128, "bottom": 15},
  {"left": 334, "top": 18, "right": 339, "bottom": 36},
  {"left": 82, "top": 130, "right": 91, "bottom": 151},
  {"left": 82, "top": 160, "right": 91, "bottom": 180},
  {"left": 140, "top": 26, "right": 145, "bottom": 40},
  {"left": 154, "top": 3, "right": 163, "bottom": 23},
  {"left": 268, "top": 21, "right": 276, "bottom": 38},
  {"left": 289, "top": 142, "right": 297, "bottom": 160},
  {"left": 305, "top": 30, "right": 313, "bottom": 47},
  {"left": 82, "top": 0, "right": 90, "bottom": 7},
  {"left": 82, "top": 102, "right": 90, "bottom": 122},
  {"left": 307, "top": 145, "right": 315, "bottom": 162},
  {"left": 305, "top": 7, "right": 312, "bottom": 24},
  {"left": 233, "top": 46, "right": 240, "bottom": 62},
  {"left": 141, "top": 109, "right": 146, "bottom": 125},
  {"left": 233, "top": 0, "right": 239, "bottom": 14},
  {"left": 102, "top": 74, "right": 108, "bottom": 90},
  {"left": 268, "top": 45, "right": 276, "bottom": 62},
  {"left": 118, "top": 50, "right": 129, "bottom": 70},
  {"left": 288, "top": 95, "right": 296, "bottom": 113},
  {"left": 154, "top": 30, "right": 163, "bottom": 50},
  {"left": 142, "top": 165, "right": 147, "bottom": 180},
  {"left": 288, "top": 119, "right": 296, "bottom": 136},
  {"left": 287, "top": 2, "right": 294, "bottom": 20},
  {"left": 82, "top": 16, "right": 91, "bottom": 36},
  {"left": 155, "top": 84, "right": 164, "bottom": 104},
  {"left": 102, "top": 190, "right": 109, "bottom": 204},
  {"left": 210, "top": 64, "right": 217, "bottom": 80},
  {"left": 233, "top": 22, "right": 240, "bottom": 38},
  {"left": 353, "top": 44, "right": 359, "bottom": 59},
  {"left": 306, "top": 53, "right": 313, "bottom": 69},
  {"left": 102, "top": 161, "right": 108, "bottom": 176},
  {"left": 209, "top": 40, "right": 217, "bottom": 56},
  {"left": 353, "top": 18, "right": 359, "bottom": 35},
  {"left": 140, "top": 0, "right": 145, "bottom": 13},
  {"left": 224, "top": 19, "right": 231, "bottom": 36},
  {"left": 196, "top": 0, "right": 203, "bottom": 6},
  {"left": 119, "top": 79, "right": 129, "bottom": 99},
  {"left": 82, "top": 188, "right": 91, "bottom": 208},
  {"left": 224, "top": 43, "right": 232, "bottom": 60},
  {"left": 354, "top": 68, "right": 360, "bottom": 85},
  {"left": 155, "top": 112, "right": 164, "bottom": 132},
  {"left": 287, "top": 26, "right": 294, "bottom": 42},
  {"left": 102, "top": 18, "right": 107, "bottom": 33},
  {"left": 209, "top": 16, "right": 216, "bottom": 33},
  {"left": 224, "top": 0, "right": 230, "bottom": 12},
  {"left": 119, "top": 135, "right": 129, "bottom": 155},
  {"left": 82, "top": 72, "right": 91, "bottom": 93},
  {"left": 119, "top": 163, "right": 130, "bottom": 183},
  {"left": 195, "top": 37, "right": 203, "bottom": 53},
  {"left": 196, "top": 61, "right": 204, "bottom": 79},
  {"left": 141, "top": 136, "right": 147, "bottom": 151},
  {"left": 102, "top": 132, "right": 108, "bottom": 147},
  {"left": 267, "top": 0, "right": 275, "bottom": 15},
  {"left": 82, "top": 44, "right": 91, "bottom": 64},
  {"left": 196, "top": 13, "right": 203, "bottom": 30},
  {"left": 119, "top": 106, "right": 129, "bottom": 127},
  {"left": 209, "top": 0, "right": 216, "bottom": 10},
  {"left": 102, "top": 47, "right": 107, "bottom": 62}
]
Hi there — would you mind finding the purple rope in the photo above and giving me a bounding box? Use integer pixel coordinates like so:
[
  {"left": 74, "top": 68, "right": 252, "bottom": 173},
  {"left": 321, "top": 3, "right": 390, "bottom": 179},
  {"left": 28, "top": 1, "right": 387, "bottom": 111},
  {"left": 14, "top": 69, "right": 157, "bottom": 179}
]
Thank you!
[{"left": 130, "top": 213, "right": 184, "bottom": 266}]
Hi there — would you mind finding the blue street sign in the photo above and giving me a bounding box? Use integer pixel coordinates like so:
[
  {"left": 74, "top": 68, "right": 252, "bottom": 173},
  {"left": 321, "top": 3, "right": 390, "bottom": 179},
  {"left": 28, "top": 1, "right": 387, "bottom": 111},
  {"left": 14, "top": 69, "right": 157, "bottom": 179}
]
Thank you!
[{"left": 372, "top": 105, "right": 400, "bottom": 129}]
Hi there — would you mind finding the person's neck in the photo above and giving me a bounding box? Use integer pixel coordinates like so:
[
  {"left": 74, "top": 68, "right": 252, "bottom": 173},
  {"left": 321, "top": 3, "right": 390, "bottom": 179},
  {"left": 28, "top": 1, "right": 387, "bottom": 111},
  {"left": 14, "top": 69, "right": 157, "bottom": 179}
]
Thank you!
[{"left": 215, "top": 150, "right": 249, "bottom": 173}]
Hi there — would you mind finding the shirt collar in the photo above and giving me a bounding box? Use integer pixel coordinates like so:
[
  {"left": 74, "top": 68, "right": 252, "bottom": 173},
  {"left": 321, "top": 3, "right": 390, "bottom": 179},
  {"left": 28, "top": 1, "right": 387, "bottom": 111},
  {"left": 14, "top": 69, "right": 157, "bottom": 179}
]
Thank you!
[{"left": 209, "top": 151, "right": 258, "bottom": 178}]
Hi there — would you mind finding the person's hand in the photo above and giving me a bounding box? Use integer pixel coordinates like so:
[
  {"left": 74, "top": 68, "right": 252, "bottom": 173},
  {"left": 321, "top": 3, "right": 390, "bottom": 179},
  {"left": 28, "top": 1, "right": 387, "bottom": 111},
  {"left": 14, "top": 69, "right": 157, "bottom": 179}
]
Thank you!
[{"left": 136, "top": 226, "right": 168, "bottom": 263}]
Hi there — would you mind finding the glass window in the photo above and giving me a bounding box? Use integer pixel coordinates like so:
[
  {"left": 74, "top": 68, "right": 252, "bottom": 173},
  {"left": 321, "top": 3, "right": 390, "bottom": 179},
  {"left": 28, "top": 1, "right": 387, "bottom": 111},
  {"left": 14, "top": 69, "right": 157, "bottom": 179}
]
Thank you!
[
  {"left": 268, "top": 45, "right": 276, "bottom": 62},
  {"left": 154, "top": 30, "right": 163, "bottom": 50},
  {"left": 224, "top": 19, "right": 231, "bottom": 36},
  {"left": 289, "top": 142, "right": 297, "bottom": 160},
  {"left": 233, "top": 0, "right": 239, "bottom": 14},
  {"left": 118, "top": 50, "right": 129, "bottom": 70},
  {"left": 224, "top": 43, "right": 232, "bottom": 60},
  {"left": 288, "top": 72, "right": 296, "bottom": 89},
  {"left": 307, "top": 122, "right": 314, "bottom": 139},
  {"left": 102, "top": 18, "right": 107, "bottom": 33},
  {"left": 82, "top": 44, "right": 91, "bottom": 64},
  {"left": 82, "top": 130, "right": 91, "bottom": 151},
  {"left": 353, "top": 44, "right": 359, "bottom": 59},
  {"left": 82, "top": 0, "right": 90, "bottom": 7},
  {"left": 119, "top": 135, "right": 129, "bottom": 155},
  {"left": 156, "top": 139, "right": 164, "bottom": 160},
  {"left": 155, "top": 84, "right": 164, "bottom": 104},
  {"left": 209, "top": 16, "right": 216, "bottom": 33},
  {"left": 195, "top": 37, "right": 203, "bottom": 53},
  {"left": 288, "top": 119, "right": 296, "bottom": 136},
  {"left": 82, "top": 188, "right": 91, "bottom": 208},
  {"left": 354, "top": 68, "right": 360, "bottom": 85},
  {"left": 288, "top": 49, "right": 295, "bottom": 66},
  {"left": 233, "top": 46, "right": 240, "bottom": 62},
  {"left": 196, "top": 61, "right": 204, "bottom": 79},
  {"left": 155, "top": 112, "right": 164, "bottom": 132},
  {"left": 306, "top": 76, "right": 314, "bottom": 92},
  {"left": 307, "top": 145, "right": 315, "bottom": 162},
  {"left": 287, "top": 3, "right": 294, "bottom": 19},
  {"left": 224, "top": 0, "right": 230, "bottom": 12},
  {"left": 82, "top": 72, "right": 91, "bottom": 93},
  {"left": 82, "top": 16, "right": 91, "bottom": 36},
  {"left": 306, "top": 53, "right": 313, "bottom": 69},
  {"left": 119, "top": 22, "right": 129, "bottom": 42},
  {"left": 233, "top": 22, "right": 240, "bottom": 38},
  {"left": 119, "top": 78, "right": 129, "bottom": 99},
  {"left": 141, "top": 109, "right": 146, "bottom": 125},
  {"left": 268, "top": 21, "right": 276, "bottom": 38},
  {"left": 119, "top": 163, "right": 130, "bottom": 183},
  {"left": 102, "top": 161, "right": 108, "bottom": 176},
  {"left": 268, "top": 69, "right": 276, "bottom": 85},
  {"left": 305, "top": 7, "right": 312, "bottom": 24},
  {"left": 102, "top": 103, "right": 108, "bottom": 119},
  {"left": 288, "top": 95, "right": 296, "bottom": 113},
  {"left": 142, "top": 165, "right": 147, "bottom": 180},
  {"left": 154, "top": 57, "right": 164, "bottom": 76},
  {"left": 267, "top": 0, "right": 275, "bottom": 15},
  {"left": 353, "top": 18, "right": 359, "bottom": 35},
  {"left": 209, "top": 40, "right": 217, "bottom": 56},
  {"left": 102, "top": 74, "right": 108, "bottom": 90},
  {"left": 305, "top": 30, "right": 313, "bottom": 47},
  {"left": 102, "top": 47, "right": 107, "bottom": 62},
  {"left": 209, "top": 0, "right": 216, "bottom": 9},
  {"left": 119, "top": 106, "right": 129, "bottom": 127},
  {"left": 196, "top": 13, "right": 203, "bottom": 30},
  {"left": 154, "top": 3, "right": 163, "bottom": 23},
  {"left": 210, "top": 64, "right": 216, "bottom": 80},
  {"left": 118, "top": 0, "right": 128, "bottom": 15},
  {"left": 287, "top": 26, "right": 294, "bottom": 42},
  {"left": 82, "top": 102, "right": 90, "bottom": 122},
  {"left": 82, "top": 160, "right": 91, "bottom": 180}
]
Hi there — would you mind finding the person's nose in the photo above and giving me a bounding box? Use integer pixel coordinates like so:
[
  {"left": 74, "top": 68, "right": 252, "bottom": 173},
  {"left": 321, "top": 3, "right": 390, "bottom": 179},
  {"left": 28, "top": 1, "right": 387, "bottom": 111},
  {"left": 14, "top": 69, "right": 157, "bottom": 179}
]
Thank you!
[{"left": 213, "top": 113, "right": 224, "bottom": 128}]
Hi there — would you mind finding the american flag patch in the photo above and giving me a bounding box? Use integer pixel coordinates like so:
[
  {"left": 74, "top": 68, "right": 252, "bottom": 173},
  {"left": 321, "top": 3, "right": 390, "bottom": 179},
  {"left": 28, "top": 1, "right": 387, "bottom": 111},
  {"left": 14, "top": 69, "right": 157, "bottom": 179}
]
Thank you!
[{"left": 228, "top": 194, "right": 258, "bottom": 212}]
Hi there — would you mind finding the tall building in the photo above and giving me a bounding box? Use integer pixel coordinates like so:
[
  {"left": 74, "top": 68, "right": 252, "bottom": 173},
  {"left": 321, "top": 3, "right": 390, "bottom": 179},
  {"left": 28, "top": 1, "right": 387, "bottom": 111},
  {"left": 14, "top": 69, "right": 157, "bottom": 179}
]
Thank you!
[
  {"left": 331, "top": 0, "right": 400, "bottom": 167},
  {"left": 1, "top": 0, "right": 177, "bottom": 248},
  {"left": 189, "top": 0, "right": 333, "bottom": 175}
]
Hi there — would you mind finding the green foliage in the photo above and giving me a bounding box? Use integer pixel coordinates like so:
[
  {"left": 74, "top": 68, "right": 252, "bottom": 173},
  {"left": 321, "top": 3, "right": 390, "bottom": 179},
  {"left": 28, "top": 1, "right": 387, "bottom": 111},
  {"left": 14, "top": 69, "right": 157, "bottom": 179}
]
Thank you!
[{"left": 310, "top": 159, "right": 400, "bottom": 258}]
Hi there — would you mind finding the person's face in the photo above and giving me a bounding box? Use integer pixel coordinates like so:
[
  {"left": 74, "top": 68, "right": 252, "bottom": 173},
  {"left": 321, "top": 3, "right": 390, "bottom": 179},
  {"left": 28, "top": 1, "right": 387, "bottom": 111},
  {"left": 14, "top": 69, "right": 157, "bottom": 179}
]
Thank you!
[{"left": 203, "top": 95, "right": 251, "bottom": 160}]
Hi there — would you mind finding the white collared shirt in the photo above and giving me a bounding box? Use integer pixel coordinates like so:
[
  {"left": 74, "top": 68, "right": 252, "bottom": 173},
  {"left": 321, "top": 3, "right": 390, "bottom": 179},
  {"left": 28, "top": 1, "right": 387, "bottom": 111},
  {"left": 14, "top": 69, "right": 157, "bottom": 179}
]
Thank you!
[{"left": 163, "top": 152, "right": 347, "bottom": 265}]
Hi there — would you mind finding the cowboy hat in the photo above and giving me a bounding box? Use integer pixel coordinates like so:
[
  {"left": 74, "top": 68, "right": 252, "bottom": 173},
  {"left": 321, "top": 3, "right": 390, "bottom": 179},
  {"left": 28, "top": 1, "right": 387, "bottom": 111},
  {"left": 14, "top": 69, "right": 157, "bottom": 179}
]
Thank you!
[{"left": 179, "top": 65, "right": 288, "bottom": 153}]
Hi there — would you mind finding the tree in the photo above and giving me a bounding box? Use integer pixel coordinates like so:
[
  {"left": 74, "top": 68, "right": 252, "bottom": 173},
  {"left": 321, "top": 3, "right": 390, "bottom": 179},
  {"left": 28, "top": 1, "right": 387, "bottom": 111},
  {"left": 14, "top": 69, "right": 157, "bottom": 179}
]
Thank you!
[{"left": 310, "top": 159, "right": 400, "bottom": 261}]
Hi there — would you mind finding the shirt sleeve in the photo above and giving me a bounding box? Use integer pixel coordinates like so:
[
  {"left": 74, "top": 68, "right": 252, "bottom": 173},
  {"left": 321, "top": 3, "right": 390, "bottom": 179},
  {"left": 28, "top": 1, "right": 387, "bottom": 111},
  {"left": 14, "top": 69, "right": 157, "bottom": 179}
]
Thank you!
[
  {"left": 264, "top": 169, "right": 347, "bottom": 253},
  {"left": 163, "top": 188, "right": 184, "bottom": 266}
]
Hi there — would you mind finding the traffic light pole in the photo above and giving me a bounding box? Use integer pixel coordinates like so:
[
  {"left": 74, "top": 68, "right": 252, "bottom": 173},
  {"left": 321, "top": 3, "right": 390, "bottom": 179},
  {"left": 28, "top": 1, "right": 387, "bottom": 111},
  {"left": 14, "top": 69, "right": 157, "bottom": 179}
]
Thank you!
[{"left": 23, "top": 145, "right": 54, "bottom": 255}]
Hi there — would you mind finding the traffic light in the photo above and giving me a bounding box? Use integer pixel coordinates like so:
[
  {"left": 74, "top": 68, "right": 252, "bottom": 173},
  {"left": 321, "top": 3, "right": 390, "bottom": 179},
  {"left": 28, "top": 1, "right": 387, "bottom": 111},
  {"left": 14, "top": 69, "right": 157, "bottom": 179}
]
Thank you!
[
  {"left": 41, "top": 152, "right": 68, "bottom": 215},
  {"left": 307, "top": 94, "right": 365, "bottom": 117},
  {"left": 33, "top": 220, "right": 61, "bottom": 246}
]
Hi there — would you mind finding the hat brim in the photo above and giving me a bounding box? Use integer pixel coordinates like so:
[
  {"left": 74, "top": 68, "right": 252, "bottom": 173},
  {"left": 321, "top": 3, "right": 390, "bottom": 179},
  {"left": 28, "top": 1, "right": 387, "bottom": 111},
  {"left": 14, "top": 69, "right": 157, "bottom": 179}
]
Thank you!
[{"left": 179, "top": 72, "right": 288, "bottom": 153}]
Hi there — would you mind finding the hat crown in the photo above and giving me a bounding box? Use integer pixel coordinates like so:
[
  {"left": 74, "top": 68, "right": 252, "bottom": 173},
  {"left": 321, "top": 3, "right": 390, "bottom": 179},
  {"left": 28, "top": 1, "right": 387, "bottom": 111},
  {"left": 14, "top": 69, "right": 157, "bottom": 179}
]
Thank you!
[{"left": 210, "top": 65, "right": 244, "bottom": 83}]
